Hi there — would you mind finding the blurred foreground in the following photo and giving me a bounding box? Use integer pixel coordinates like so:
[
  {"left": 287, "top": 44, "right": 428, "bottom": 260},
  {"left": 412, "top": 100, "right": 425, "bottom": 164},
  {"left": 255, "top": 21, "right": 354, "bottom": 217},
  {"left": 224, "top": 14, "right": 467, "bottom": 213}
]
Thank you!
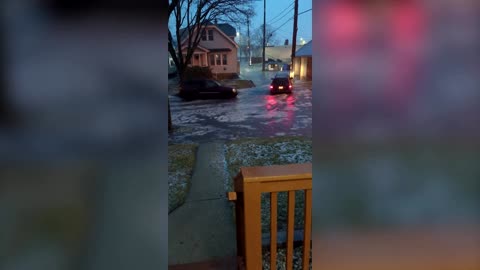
[
  {"left": 312, "top": 0, "right": 480, "bottom": 269},
  {"left": 1, "top": 1, "right": 168, "bottom": 270}
]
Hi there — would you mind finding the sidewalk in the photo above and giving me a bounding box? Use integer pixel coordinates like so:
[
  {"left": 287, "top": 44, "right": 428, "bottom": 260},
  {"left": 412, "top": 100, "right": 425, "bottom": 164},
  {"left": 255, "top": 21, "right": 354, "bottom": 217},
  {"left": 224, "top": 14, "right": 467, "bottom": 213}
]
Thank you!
[{"left": 168, "top": 142, "right": 236, "bottom": 265}]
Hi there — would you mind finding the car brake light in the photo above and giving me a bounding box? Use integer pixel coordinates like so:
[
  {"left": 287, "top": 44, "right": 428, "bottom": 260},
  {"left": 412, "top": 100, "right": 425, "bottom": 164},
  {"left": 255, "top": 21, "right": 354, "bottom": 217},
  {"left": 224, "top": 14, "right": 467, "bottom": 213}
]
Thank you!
[
  {"left": 270, "top": 85, "right": 273, "bottom": 89},
  {"left": 289, "top": 84, "right": 292, "bottom": 88}
]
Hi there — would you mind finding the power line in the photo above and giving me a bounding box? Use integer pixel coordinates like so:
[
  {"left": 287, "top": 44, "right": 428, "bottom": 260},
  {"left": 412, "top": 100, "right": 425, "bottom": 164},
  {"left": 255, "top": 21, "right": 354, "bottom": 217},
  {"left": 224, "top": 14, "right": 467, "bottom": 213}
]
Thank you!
[
  {"left": 269, "top": 8, "right": 310, "bottom": 35},
  {"left": 268, "top": 6, "right": 294, "bottom": 26},
  {"left": 298, "top": 8, "right": 312, "bottom": 16},
  {"left": 270, "top": 15, "right": 294, "bottom": 35},
  {"left": 267, "top": 1, "right": 294, "bottom": 22},
  {"left": 267, "top": 1, "right": 295, "bottom": 25}
]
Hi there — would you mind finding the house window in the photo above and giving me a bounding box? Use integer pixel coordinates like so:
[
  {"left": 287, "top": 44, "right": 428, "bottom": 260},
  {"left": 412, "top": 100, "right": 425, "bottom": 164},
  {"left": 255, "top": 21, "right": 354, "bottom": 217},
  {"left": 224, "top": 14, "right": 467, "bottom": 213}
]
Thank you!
[
  {"left": 215, "top": 54, "right": 221, "bottom": 65},
  {"left": 208, "top": 30, "right": 214, "bottom": 41},
  {"left": 201, "top": 30, "right": 207, "bottom": 41},
  {"left": 222, "top": 54, "right": 227, "bottom": 65},
  {"left": 209, "top": 54, "right": 215, "bottom": 66}
]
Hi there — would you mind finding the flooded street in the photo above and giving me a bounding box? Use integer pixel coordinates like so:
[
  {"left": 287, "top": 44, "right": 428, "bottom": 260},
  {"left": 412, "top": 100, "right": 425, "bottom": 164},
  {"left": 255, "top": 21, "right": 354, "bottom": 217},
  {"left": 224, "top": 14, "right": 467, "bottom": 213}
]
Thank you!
[{"left": 169, "top": 79, "right": 312, "bottom": 144}]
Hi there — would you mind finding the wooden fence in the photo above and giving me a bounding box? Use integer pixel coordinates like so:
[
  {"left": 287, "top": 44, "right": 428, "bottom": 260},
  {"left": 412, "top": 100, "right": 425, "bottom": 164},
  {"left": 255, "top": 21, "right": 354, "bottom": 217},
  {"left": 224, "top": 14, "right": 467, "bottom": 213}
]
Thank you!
[{"left": 228, "top": 163, "right": 312, "bottom": 270}]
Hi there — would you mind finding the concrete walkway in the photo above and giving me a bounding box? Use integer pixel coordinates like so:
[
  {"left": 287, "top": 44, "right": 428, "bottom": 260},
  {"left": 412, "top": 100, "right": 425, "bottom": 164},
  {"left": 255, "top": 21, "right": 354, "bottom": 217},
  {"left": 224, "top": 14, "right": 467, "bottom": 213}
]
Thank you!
[{"left": 168, "top": 142, "right": 236, "bottom": 265}]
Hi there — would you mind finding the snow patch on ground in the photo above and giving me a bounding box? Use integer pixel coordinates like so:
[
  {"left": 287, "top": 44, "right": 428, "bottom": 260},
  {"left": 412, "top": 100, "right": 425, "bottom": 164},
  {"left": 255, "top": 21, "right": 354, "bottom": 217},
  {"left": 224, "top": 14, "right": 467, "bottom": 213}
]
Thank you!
[
  {"left": 168, "top": 144, "right": 197, "bottom": 213},
  {"left": 224, "top": 137, "right": 312, "bottom": 232}
]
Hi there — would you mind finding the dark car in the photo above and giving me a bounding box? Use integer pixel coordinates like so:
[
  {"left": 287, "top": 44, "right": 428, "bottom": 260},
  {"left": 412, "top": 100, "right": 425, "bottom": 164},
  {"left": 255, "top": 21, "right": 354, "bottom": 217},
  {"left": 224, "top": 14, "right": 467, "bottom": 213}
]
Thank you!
[
  {"left": 179, "top": 79, "right": 238, "bottom": 99},
  {"left": 270, "top": 72, "right": 293, "bottom": 94}
]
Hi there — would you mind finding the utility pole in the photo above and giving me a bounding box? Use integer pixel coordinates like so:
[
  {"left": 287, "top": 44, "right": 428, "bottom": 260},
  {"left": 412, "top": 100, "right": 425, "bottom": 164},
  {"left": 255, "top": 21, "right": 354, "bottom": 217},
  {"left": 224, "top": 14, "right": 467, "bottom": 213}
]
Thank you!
[
  {"left": 291, "top": 0, "right": 299, "bottom": 74},
  {"left": 262, "top": 0, "right": 266, "bottom": 71},
  {"left": 247, "top": 15, "right": 251, "bottom": 66}
]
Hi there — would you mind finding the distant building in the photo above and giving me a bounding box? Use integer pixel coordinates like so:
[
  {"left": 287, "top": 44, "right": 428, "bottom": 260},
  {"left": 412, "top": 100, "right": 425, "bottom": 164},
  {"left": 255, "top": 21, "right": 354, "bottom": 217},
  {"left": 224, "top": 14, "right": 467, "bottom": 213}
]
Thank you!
[
  {"left": 246, "top": 44, "right": 304, "bottom": 65},
  {"left": 264, "top": 44, "right": 304, "bottom": 63},
  {"left": 292, "top": 40, "right": 312, "bottom": 81}
]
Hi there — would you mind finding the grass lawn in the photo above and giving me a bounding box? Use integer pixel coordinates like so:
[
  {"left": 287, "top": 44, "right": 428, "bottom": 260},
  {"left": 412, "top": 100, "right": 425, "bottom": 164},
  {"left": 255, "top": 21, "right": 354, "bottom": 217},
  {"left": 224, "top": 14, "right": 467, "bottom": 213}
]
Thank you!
[{"left": 168, "top": 144, "right": 198, "bottom": 213}]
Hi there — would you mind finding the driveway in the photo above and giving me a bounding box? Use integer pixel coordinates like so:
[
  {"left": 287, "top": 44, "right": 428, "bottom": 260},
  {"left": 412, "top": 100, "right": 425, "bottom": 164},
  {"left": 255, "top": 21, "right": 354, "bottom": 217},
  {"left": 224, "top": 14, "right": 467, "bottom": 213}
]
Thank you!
[{"left": 168, "top": 79, "right": 312, "bottom": 144}]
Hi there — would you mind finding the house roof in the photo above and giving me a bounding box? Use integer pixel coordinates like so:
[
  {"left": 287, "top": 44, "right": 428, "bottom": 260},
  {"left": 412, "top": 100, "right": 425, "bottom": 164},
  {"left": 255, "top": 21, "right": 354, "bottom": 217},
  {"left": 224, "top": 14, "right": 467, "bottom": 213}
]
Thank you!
[
  {"left": 295, "top": 40, "right": 312, "bottom": 57},
  {"left": 181, "top": 44, "right": 209, "bottom": 52},
  {"left": 213, "top": 23, "right": 236, "bottom": 37},
  {"left": 179, "top": 23, "right": 236, "bottom": 41},
  {"left": 209, "top": 48, "right": 232, "bottom": 52}
]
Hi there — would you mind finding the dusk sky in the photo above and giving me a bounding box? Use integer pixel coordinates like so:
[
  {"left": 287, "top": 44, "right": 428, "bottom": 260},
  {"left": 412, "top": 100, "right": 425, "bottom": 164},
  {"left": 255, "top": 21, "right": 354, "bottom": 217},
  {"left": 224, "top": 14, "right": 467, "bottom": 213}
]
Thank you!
[
  {"left": 246, "top": 0, "right": 312, "bottom": 44},
  {"left": 168, "top": 0, "right": 312, "bottom": 45}
]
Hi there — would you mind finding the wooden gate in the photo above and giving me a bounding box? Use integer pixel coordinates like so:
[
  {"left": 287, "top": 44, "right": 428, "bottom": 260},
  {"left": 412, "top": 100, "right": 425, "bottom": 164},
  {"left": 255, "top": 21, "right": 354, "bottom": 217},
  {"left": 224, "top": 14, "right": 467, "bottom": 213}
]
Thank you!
[{"left": 228, "top": 163, "right": 312, "bottom": 270}]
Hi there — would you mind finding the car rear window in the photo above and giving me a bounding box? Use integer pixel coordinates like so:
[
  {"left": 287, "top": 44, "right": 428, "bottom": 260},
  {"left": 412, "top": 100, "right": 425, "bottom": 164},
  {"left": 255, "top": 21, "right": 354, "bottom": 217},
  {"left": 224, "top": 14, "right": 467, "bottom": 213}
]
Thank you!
[
  {"left": 275, "top": 72, "right": 289, "bottom": 78},
  {"left": 273, "top": 78, "right": 289, "bottom": 84}
]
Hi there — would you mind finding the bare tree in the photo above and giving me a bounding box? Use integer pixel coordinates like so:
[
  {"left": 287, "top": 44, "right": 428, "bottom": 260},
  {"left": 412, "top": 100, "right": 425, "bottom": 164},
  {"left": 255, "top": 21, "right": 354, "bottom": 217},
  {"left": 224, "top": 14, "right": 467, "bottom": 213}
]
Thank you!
[
  {"left": 168, "top": 0, "right": 255, "bottom": 81},
  {"left": 252, "top": 23, "right": 279, "bottom": 49},
  {"left": 237, "top": 29, "right": 250, "bottom": 59}
]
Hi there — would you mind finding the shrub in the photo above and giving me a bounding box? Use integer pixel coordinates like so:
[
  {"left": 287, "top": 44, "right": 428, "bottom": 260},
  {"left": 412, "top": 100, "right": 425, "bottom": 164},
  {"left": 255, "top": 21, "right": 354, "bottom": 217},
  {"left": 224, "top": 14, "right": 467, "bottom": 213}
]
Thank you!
[{"left": 183, "top": 66, "right": 213, "bottom": 79}]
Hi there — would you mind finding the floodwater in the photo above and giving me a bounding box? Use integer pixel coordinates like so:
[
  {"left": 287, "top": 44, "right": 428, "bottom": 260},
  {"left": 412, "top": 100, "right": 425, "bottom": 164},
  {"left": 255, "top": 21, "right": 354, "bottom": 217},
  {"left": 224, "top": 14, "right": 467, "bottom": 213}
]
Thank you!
[{"left": 169, "top": 79, "right": 312, "bottom": 144}]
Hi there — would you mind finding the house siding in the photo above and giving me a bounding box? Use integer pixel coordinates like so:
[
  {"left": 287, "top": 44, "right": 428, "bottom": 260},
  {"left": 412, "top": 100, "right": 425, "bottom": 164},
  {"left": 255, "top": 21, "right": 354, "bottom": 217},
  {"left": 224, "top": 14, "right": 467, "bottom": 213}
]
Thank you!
[
  {"left": 199, "top": 29, "right": 233, "bottom": 50},
  {"left": 208, "top": 51, "right": 238, "bottom": 75},
  {"left": 293, "top": 56, "right": 312, "bottom": 81}
]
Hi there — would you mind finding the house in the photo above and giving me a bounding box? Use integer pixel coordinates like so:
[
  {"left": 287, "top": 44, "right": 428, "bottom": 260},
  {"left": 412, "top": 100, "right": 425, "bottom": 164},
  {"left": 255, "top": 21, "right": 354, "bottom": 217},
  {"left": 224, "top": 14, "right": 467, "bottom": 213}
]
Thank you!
[
  {"left": 292, "top": 40, "right": 312, "bottom": 81},
  {"left": 180, "top": 23, "right": 239, "bottom": 78}
]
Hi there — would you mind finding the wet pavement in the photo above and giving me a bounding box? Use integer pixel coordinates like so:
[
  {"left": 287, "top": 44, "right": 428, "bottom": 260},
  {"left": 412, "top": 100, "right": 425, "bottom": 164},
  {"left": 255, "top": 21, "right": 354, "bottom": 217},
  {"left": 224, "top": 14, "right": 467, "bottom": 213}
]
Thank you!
[{"left": 168, "top": 77, "right": 312, "bottom": 144}]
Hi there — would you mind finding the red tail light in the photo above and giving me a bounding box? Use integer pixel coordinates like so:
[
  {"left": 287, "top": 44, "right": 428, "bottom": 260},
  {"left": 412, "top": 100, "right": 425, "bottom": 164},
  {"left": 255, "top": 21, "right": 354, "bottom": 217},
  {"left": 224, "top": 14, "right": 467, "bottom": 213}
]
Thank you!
[
  {"left": 289, "top": 84, "right": 292, "bottom": 88},
  {"left": 270, "top": 85, "right": 273, "bottom": 89}
]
